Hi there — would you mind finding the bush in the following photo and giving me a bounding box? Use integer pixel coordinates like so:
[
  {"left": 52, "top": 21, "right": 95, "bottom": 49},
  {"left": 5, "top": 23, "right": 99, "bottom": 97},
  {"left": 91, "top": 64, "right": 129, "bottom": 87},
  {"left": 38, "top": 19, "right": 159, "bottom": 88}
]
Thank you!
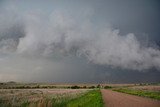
[
  {"left": 82, "top": 86, "right": 87, "bottom": 89},
  {"left": 89, "top": 86, "right": 95, "bottom": 89},
  {"left": 97, "top": 84, "right": 101, "bottom": 88},
  {"left": 71, "top": 85, "right": 80, "bottom": 89},
  {"left": 104, "top": 86, "right": 112, "bottom": 89}
]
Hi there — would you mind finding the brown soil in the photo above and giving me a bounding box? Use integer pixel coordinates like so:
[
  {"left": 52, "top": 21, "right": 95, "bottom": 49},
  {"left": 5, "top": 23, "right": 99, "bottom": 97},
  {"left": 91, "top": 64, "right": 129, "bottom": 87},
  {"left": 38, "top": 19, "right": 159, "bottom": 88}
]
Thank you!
[{"left": 101, "top": 89, "right": 160, "bottom": 107}]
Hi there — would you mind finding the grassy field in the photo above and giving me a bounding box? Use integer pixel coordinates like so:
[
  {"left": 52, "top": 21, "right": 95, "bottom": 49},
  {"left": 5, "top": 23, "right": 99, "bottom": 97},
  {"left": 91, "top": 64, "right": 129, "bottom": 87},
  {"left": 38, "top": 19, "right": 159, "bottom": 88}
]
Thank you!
[
  {"left": 1, "top": 82, "right": 159, "bottom": 107},
  {"left": 0, "top": 89, "right": 103, "bottom": 107},
  {"left": 0, "top": 89, "right": 89, "bottom": 107},
  {"left": 113, "top": 88, "right": 160, "bottom": 100},
  {"left": 0, "top": 82, "right": 104, "bottom": 107},
  {"left": 66, "top": 90, "right": 103, "bottom": 107}
]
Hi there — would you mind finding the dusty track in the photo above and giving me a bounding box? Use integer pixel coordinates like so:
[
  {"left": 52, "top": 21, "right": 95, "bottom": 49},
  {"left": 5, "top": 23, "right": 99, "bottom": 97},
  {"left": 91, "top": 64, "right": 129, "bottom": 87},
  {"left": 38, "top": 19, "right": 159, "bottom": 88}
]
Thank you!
[{"left": 101, "top": 89, "right": 160, "bottom": 107}]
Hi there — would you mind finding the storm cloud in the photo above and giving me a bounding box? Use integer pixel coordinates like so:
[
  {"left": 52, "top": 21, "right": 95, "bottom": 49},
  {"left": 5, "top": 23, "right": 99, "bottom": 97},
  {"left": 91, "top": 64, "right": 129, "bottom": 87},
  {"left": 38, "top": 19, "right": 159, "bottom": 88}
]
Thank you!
[
  {"left": 0, "top": 0, "right": 160, "bottom": 83},
  {"left": 1, "top": 7, "right": 160, "bottom": 71}
]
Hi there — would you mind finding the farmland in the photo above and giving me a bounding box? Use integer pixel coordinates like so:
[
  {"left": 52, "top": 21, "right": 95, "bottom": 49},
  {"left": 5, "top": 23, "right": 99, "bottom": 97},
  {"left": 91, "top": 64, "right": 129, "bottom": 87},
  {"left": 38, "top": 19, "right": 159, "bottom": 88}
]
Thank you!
[
  {"left": 0, "top": 89, "right": 91, "bottom": 107},
  {"left": 0, "top": 82, "right": 160, "bottom": 107},
  {"left": 0, "top": 82, "right": 104, "bottom": 107}
]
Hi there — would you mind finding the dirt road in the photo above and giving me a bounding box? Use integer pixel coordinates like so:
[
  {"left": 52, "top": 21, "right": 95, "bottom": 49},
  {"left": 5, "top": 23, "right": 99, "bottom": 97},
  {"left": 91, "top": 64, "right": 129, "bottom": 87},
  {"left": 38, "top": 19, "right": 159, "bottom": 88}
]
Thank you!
[{"left": 101, "top": 89, "right": 160, "bottom": 107}]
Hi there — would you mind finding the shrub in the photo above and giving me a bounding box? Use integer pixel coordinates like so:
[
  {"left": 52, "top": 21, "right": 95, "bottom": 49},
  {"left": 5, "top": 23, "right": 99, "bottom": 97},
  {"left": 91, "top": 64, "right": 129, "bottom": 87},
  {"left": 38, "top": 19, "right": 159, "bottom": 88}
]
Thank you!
[
  {"left": 104, "top": 86, "right": 112, "bottom": 89},
  {"left": 82, "top": 86, "right": 87, "bottom": 89},
  {"left": 71, "top": 85, "right": 80, "bottom": 89},
  {"left": 89, "top": 86, "right": 95, "bottom": 89},
  {"left": 97, "top": 84, "right": 101, "bottom": 88}
]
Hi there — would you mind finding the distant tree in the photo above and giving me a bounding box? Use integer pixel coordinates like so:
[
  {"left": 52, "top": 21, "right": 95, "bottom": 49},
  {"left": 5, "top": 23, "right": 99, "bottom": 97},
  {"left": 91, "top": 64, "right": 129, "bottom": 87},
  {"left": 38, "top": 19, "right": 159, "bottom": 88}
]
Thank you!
[
  {"left": 89, "top": 86, "right": 95, "bottom": 89},
  {"left": 97, "top": 84, "right": 101, "bottom": 88},
  {"left": 0, "top": 83, "right": 4, "bottom": 85},
  {"left": 67, "top": 86, "right": 71, "bottom": 89},
  {"left": 82, "top": 86, "right": 87, "bottom": 89},
  {"left": 71, "top": 85, "right": 80, "bottom": 89},
  {"left": 24, "top": 86, "right": 30, "bottom": 89},
  {"left": 35, "top": 85, "right": 40, "bottom": 88},
  {"left": 104, "top": 86, "right": 112, "bottom": 89}
]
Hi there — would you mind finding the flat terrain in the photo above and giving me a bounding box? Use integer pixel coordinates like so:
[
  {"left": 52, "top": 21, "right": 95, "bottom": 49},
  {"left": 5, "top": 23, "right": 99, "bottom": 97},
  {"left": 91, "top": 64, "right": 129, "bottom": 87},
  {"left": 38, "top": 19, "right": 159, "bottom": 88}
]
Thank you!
[
  {"left": 0, "top": 89, "right": 89, "bottom": 107},
  {"left": 101, "top": 89, "right": 160, "bottom": 107},
  {"left": 130, "top": 85, "right": 160, "bottom": 91}
]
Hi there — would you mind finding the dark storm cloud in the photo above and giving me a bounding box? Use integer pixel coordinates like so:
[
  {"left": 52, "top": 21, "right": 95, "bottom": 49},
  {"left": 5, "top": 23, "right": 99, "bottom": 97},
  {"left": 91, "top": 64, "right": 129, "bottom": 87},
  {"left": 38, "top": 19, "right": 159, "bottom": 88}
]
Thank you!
[{"left": 0, "top": 0, "right": 160, "bottom": 83}]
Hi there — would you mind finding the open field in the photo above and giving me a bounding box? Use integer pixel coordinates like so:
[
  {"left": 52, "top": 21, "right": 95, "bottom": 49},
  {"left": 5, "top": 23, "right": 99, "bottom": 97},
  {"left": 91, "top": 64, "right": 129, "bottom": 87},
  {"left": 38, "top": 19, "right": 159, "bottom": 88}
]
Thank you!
[
  {"left": 0, "top": 82, "right": 160, "bottom": 107},
  {"left": 0, "top": 89, "right": 91, "bottom": 107},
  {"left": 130, "top": 85, "right": 160, "bottom": 91}
]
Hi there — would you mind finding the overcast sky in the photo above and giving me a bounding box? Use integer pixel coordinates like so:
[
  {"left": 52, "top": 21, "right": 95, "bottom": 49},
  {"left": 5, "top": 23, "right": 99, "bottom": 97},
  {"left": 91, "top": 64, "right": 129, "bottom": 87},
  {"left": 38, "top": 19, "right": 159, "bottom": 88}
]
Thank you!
[{"left": 0, "top": 0, "right": 160, "bottom": 83}]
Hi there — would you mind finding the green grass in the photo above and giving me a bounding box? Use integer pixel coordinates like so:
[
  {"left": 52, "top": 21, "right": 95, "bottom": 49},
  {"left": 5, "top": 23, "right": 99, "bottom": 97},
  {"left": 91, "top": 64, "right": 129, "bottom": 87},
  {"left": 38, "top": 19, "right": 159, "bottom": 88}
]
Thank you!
[
  {"left": 51, "top": 90, "right": 104, "bottom": 107},
  {"left": 66, "top": 90, "right": 104, "bottom": 107},
  {"left": 113, "top": 88, "right": 160, "bottom": 100},
  {"left": 21, "top": 101, "right": 30, "bottom": 107}
]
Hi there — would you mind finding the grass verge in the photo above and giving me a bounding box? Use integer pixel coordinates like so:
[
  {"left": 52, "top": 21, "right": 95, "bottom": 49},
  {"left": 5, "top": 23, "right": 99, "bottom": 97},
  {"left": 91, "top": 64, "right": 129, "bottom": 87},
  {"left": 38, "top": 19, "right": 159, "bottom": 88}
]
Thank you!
[
  {"left": 66, "top": 90, "right": 104, "bottom": 107},
  {"left": 113, "top": 88, "right": 160, "bottom": 100}
]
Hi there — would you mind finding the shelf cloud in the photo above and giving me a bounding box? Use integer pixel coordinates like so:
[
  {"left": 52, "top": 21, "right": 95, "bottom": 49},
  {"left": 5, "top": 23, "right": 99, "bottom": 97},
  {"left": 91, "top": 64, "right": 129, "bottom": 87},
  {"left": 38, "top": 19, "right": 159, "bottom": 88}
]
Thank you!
[
  {"left": 0, "top": 0, "right": 160, "bottom": 83},
  {"left": 1, "top": 8, "right": 160, "bottom": 71}
]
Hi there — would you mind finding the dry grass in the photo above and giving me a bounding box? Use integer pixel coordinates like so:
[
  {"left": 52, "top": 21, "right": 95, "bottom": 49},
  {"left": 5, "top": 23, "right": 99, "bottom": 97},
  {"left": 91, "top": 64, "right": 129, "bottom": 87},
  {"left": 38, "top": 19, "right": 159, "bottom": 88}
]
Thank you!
[
  {"left": 130, "top": 86, "right": 160, "bottom": 91},
  {"left": 0, "top": 89, "right": 89, "bottom": 107}
]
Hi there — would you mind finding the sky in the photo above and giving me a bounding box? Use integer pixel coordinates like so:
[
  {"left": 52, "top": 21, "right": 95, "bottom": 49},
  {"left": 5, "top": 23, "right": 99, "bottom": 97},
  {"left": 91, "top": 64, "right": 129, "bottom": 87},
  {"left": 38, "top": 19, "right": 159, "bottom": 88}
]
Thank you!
[{"left": 0, "top": 0, "right": 160, "bottom": 83}]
